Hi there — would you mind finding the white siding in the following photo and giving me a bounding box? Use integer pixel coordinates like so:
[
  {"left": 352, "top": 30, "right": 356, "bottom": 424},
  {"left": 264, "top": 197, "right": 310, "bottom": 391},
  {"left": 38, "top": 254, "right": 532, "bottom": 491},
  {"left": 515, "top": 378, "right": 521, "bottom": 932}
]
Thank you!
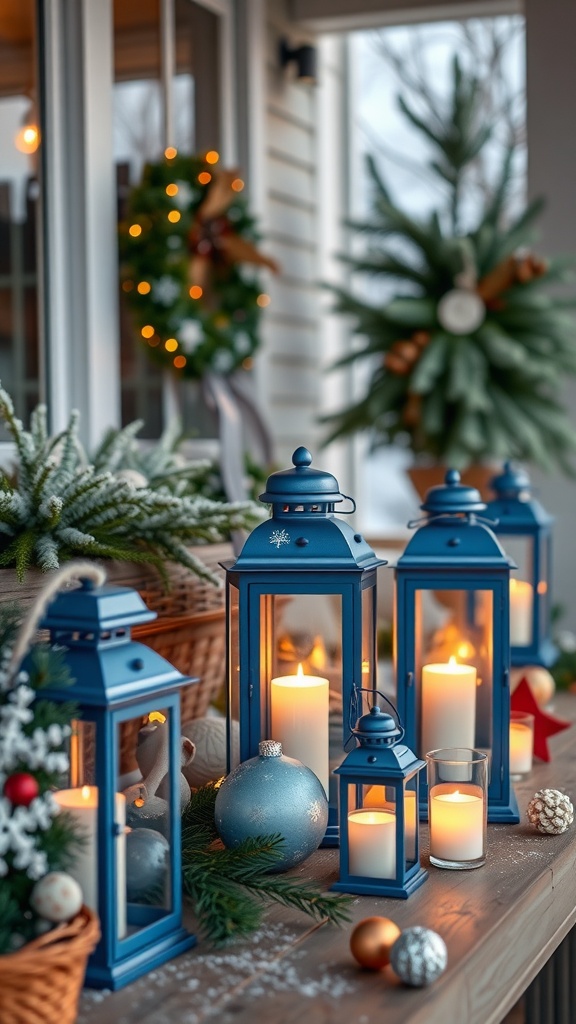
[{"left": 256, "top": 2, "right": 352, "bottom": 488}]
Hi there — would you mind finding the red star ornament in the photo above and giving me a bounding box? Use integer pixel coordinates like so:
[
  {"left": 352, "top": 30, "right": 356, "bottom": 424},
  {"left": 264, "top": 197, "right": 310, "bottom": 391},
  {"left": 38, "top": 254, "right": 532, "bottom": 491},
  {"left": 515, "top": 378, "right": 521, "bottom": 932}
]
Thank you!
[{"left": 511, "top": 677, "right": 571, "bottom": 762}]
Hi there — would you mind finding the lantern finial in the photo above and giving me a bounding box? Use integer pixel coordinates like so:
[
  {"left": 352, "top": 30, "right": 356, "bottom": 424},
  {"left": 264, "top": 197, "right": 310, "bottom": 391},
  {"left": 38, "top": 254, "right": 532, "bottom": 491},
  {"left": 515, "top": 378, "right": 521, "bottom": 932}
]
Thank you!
[
  {"left": 420, "top": 467, "right": 486, "bottom": 516},
  {"left": 292, "top": 446, "right": 313, "bottom": 468}
]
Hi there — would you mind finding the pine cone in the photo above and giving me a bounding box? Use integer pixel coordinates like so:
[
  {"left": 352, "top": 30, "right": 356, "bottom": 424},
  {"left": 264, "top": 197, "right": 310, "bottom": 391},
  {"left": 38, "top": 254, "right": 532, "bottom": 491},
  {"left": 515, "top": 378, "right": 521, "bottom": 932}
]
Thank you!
[{"left": 526, "top": 789, "right": 574, "bottom": 834}]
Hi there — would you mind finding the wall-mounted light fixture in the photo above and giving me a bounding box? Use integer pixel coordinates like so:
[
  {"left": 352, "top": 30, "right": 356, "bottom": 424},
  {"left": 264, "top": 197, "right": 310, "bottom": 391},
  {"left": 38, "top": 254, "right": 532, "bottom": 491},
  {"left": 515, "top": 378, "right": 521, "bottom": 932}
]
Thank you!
[{"left": 279, "top": 38, "right": 318, "bottom": 85}]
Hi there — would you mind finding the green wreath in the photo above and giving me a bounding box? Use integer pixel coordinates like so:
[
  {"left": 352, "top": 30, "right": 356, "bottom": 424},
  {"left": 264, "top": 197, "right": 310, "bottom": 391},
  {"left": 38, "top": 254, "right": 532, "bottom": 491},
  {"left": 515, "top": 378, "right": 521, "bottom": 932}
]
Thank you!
[{"left": 119, "top": 150, "right": 276, "bottom": 379}]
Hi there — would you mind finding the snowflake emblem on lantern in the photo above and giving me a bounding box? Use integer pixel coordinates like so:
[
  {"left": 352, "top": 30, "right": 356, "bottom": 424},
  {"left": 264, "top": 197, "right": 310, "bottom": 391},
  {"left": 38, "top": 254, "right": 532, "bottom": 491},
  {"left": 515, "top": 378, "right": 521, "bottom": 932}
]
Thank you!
[{"left": 270, "top": 529, "right": 290, "bottom": 549}]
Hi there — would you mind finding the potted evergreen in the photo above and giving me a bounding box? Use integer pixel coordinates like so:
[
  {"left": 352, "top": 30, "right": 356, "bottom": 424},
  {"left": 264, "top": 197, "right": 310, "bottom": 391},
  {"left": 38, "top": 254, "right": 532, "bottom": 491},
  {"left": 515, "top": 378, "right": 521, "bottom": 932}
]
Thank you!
[{"left": 324, "top": 59, "right": 576, "bottom": 485}]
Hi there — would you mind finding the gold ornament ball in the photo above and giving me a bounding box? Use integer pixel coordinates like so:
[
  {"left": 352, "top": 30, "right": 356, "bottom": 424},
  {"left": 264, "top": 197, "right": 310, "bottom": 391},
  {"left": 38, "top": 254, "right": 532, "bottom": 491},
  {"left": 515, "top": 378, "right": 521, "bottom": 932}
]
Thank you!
[
  {"left": 510, "top": 665, "right": 555, "bottom": 706},
  {"left": 350, "top": 916, "right": 401, "bottom": 970}
]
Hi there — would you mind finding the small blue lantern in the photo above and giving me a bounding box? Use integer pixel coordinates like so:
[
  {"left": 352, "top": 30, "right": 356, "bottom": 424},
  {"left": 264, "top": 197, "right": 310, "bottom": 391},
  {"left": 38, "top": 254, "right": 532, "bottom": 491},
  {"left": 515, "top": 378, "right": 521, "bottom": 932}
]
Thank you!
[
  {"left": 38, "top": 579, "right": 196, "bottom": 990},
  {"left": 486, "top": 462, "right": 556, "bottom": 668},
  {"left": 223, "top": 446, "right": 386, "bottom": 845},
  {"left": 332, "top": 690, "right": 427, "bottom": 898},
  {"left": 395, "top": 470, "right": 519, "bottom": 824}
]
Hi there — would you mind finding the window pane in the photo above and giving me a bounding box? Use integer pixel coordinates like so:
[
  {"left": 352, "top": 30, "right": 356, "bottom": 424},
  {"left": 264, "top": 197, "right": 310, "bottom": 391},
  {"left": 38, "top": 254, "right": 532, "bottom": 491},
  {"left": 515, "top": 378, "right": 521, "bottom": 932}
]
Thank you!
[
  {"left": 0, "top": 0, "right": 41, "bottom": 438},
  {"left": 114, "top": 0, "right": 164, "bottom": 436}
]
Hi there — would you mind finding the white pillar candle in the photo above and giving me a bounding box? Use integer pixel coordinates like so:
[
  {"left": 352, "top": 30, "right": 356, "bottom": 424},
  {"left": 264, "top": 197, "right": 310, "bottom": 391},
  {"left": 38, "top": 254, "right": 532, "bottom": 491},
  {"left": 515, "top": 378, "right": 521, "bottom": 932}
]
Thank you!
[
  {"left": 510, "top": 721, "right": 533, "bottom": 775},
  {"left": 509, "top": 578, "right": 533, "bottom": 646},
  {"left": 348, "top": 809, "right": 396, "bottom": 878},
  {"left": 421, "top": 657, "right": 477, "bottom": 756},
  {"left": 55, "top": 785, "right": 127, "bottom": 938},
  {"left": 270, "top": 664, "right": 329, "bottom": 795},
  {"left": 429, "top": 784, "right": 484, "bottom": 862},
  {"left": 364, "top": 786, "right": 417, "bottom": 849}
]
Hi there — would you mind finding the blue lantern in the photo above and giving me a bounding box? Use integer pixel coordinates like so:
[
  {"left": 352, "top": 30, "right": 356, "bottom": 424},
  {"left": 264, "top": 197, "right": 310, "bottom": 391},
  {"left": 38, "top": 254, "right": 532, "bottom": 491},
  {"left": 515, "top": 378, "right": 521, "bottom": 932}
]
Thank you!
[
  {"left": 223, "top": 446, "right": 386, "bottom": 845},
  {"left": 395, "top": 470, "right": 519, "bottom": 824},
  {"left": 486, "top": 462, "right": 556, "bottom": 668},
  {"left": 38, "top": 579, "right": 196, "bottom": 990},
  {"left": 332, "top": 691, "right": 427, "bottom": 898}
]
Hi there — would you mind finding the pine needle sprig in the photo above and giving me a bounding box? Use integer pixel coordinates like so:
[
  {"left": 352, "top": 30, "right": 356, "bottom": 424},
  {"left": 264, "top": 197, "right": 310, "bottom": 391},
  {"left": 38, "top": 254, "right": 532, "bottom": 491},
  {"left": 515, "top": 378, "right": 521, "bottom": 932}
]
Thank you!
[{"left": 181, "top": 783, "right": 352, "bottom": 945}]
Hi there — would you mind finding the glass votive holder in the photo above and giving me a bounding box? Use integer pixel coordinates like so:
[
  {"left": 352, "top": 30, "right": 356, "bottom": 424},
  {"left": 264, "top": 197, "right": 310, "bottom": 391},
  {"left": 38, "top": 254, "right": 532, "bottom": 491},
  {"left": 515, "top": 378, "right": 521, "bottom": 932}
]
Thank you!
[
  {"left": 427, "top": 748, "right": 488, "bottom": 870},
  {"left": 509, "top": 710, "right": 534, "bottom": 781}
]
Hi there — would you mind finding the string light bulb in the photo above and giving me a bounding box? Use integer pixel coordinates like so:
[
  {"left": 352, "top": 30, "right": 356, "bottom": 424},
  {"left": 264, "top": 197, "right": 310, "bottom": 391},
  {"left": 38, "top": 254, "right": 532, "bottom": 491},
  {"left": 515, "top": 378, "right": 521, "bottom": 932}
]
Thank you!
[
  {"left": 166, "top": 183, "right": 179, "bottom": 197},
  {"left": 189, "top": 285, "right": 203, "bottom": 299},
  {"left": 231, "top": 178, "right": 244, "bottom": 192},
  {"left": 137, "top": 281, "right": 151, "bottom": 295},
  {"left": 173, "top": 355, "right": 187, "bottom": 369},
  {"left": 168, "top": 210, "right": 181, "bottom": 223},
  {"left": 256, "top": 293, "right": 271, "bottom": 308},
  {"left": 129, "top": 224, "right": 142, "bottom": 237},
  {"left": 15, "top": 122, "right": 40, "bottom": 155},
  {"left": 205, "top": 150, "right": 219, "bottom": 165},
  {"left": 198, "top": 172, "right": 211, "bottom": 185},
  {"left": 165, "top": 146, "right": 177, "bottom": 159},
  {"left": 141, "top": 325, "right": 155, "bottom": 339},
  {"left": 165, "top": 338, "right": 179, "bottom": 352}
]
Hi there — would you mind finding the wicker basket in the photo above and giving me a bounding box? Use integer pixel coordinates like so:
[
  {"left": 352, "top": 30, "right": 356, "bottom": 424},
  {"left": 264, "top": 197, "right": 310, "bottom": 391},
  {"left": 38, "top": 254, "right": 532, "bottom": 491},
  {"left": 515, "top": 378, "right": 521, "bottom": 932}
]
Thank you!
[{"left": 0, "top": 906, "right": 100, "bottom": 1024}]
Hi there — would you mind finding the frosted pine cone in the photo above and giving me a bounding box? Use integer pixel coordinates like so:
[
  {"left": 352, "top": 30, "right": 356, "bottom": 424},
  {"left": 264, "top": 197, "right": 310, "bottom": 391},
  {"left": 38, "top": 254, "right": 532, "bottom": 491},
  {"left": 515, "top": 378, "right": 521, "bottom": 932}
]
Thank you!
[{"left": 526, "top": 789, "right": 574, "bottom": 834}]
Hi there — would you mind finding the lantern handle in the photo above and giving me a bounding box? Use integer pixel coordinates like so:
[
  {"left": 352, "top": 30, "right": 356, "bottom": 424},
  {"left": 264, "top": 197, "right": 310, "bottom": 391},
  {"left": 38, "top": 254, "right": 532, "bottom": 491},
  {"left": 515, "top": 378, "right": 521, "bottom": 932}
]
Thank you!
[
  {"left": 407, "top": 512, "right": 498, "bottom": 530},
  {"left": 339, "top": 494, "right": 356, "bottom": 515},
  {"left": 347, "top": 685, "right": 405, "bottom": 743}
]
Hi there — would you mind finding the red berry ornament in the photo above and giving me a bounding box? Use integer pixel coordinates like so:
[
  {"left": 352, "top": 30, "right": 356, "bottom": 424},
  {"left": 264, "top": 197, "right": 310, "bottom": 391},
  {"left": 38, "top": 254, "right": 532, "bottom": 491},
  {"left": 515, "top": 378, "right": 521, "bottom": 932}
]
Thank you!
[{"left": 4, "top": 772, "right": 40, "bottom": 806}]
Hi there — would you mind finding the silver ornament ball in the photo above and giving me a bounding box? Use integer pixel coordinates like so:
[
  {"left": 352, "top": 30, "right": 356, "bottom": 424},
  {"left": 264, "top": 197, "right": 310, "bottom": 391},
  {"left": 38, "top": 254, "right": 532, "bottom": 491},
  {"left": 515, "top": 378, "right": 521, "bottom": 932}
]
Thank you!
[
  {"left": 526, "top": 788, "right": 574, "bottom": 835},
  {"left": 390, "top": 926, "right": 448, "bottom": 987},
  {"left": 215, "top": 740, "right": 328, "bottom": 871}
]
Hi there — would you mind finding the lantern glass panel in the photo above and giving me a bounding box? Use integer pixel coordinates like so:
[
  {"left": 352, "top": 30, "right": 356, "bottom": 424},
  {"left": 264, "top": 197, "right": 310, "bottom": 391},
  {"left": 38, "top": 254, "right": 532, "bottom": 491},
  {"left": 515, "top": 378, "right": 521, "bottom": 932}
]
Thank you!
[
  {"left": 257, "top": 592, "right": 342, "bottom": 801},
  {"left": 346, "top": 784, "right": 397, "bottom": 879},
  {"left": 361, "top": 585, "right": 376, "bottom": 690},
  {"left": 415, "top": 587, "right": 493, "bottom": 759},
  {"left": 228, "top": 580, "right": 241, "bottom": 770},
  {"left": 118, "top": 709, "right": 173, "bottom": 937},
  {"left": 538, "top": 539, "right": 550, "bottom": 635},
  {"left": 69, "top": 718, "right": 97, "bottom": 787}
]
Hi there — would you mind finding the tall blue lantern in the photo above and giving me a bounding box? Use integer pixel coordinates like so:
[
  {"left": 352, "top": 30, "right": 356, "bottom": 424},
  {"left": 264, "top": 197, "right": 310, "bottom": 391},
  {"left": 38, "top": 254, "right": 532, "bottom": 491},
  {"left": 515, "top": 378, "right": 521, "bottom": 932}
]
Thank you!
[
  {"left": 332, "top": 691, "right": 427, "bottom": 898},
  {"left": 38, "top": 579, "right": 196, "bottom": 990},
  {"left": 395, "top": 470, "right": 519, "bottom": 824},
  {"left": 224, "top": 446, "right": 385, "bottom": 845},
  {"left": 486, "top": 462, "right": 556, "bottom": 668}
]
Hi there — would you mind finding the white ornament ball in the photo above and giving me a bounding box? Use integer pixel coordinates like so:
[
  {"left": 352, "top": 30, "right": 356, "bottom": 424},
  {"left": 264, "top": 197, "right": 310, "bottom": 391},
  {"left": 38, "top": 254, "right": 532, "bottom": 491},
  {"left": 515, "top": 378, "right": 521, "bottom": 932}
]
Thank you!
[
  {"left": 182, "top": 717, "right": 239, "bottom": 788},
  {"left": 390, "top": 926, "right": 448, "bottom": 987},
  {"left": 436, "top": 288, "right": 486, "bottom": 335},
  {"left": 526, "top": 789, "right": 574, "bottom": 835},
  {"left": 30, "top": 872, "right": 83, "bottom": 923},
  {"left": 510, "top": 666, "right": 555, "bottom": 707}
]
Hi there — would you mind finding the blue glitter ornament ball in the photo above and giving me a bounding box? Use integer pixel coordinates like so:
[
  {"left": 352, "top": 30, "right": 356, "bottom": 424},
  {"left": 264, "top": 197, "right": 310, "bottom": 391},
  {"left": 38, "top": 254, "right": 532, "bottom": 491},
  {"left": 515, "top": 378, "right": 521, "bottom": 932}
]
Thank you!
[{"left": 214, "top": 740, "right": 328, "bottom": 870}]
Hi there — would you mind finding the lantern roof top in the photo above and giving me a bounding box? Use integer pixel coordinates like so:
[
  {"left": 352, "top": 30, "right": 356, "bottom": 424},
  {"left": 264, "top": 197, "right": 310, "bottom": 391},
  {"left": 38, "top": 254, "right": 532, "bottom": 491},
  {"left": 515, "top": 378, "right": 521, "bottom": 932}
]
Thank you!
[
  {"left": 38, "top": 580, "right": 191, "bottom": 705},
  {"left": 259, "top": 446, "right": 345, "bottom": 505},
  {"left": 490, "top": 461, "right": 532, "bottom": 499},
  {"left": 486, "top": 462, "right": 553, "bottom": 528},
  {"left": 420, "top": 469, "right": 486, "bottom": 516},
  {"left": 40, "top": 578, "right": 156, "bottom": 632}
]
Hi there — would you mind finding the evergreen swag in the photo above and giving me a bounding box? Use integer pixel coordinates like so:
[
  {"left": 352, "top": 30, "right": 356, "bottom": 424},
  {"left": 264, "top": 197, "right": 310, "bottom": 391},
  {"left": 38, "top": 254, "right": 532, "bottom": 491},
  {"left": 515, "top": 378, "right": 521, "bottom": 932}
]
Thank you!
[
  {"left": 324, "top": 59, "right": 576, "bottom": 471},
  {"left": 0, "top": 384, "right": 261, "bottom": 582},
  {"left": 0, "top": 603, "right": 80, "bottom": 954},
  {"left": 119, "top": 151, "right": 270, "bottom": 380},
  {"left": 181, "top": 782, "right": 351, "bottom": 945}
]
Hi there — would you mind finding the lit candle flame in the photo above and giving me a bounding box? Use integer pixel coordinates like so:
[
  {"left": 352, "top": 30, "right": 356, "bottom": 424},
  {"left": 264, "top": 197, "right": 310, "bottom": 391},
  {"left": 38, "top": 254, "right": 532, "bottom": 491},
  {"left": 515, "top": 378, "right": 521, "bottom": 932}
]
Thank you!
[{"left": 81, "top": 785, "right": 90, "bottom": 800}]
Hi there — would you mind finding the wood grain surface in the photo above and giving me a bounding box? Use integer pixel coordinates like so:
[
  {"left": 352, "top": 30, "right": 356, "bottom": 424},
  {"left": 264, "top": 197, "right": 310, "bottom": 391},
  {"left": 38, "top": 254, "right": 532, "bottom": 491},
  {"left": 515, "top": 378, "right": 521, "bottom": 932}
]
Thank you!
[{"left": 78, "top": 694, "right": 576, "bottom": 1024}]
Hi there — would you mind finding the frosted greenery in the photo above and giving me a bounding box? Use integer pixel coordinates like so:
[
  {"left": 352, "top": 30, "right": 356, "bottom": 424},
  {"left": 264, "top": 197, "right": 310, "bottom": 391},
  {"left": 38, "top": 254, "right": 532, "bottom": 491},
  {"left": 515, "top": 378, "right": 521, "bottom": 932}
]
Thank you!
[{"left": 0, "top": 385, "right": 263, "bottom": 582}]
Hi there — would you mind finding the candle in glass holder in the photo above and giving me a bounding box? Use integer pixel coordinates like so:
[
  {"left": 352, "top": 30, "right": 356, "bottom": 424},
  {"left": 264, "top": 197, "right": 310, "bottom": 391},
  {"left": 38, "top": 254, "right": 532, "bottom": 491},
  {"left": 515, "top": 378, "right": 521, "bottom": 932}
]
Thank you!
[
  {"left": 429, "top": 784, "right": 484, "bottom": 862},
  {"left": 509, "top": 579, "right": 533, "bottom": 646},
  {"left": 348, "top": 808, "right": 396, "bottom": 877},
  {"left": 271, "top": 663, "right": 329, "bottom": 794},
  {"left": 421, "top": 657, "right": 476, "bottom": 755}
]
